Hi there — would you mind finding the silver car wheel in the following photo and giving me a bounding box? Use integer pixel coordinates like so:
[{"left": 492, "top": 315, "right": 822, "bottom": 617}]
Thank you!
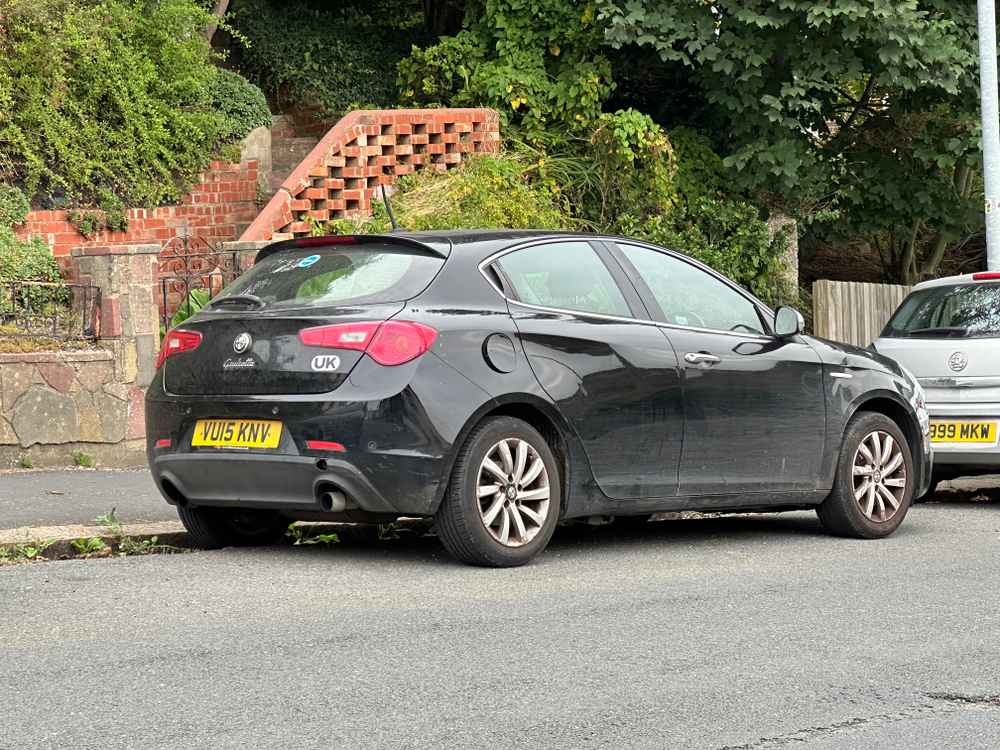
[
  {"left": 477, "top": 438, "right": 550, "bottom": 547},
  {"left": 852, "top": 430, "right": 907, "bottom": 523}
]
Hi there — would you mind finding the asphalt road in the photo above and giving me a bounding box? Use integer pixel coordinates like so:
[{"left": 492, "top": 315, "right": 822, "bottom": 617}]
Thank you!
[
  {"left": 3, "top": 497, "right": 1000, "bottom": 749},
  {"left": 0, "top": 469, "right": 171, "bottom": 528}
]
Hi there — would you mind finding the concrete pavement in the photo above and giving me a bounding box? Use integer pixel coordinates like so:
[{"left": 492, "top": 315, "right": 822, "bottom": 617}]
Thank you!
[{"left": 3, "top": 498, "right": 1000, "bottom": 748}]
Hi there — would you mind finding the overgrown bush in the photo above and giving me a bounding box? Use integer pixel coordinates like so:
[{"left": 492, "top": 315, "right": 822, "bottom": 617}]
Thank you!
[
  {"left": 0, "top": 0, "right": 234, "bottom": 208},
  {"left": 231, "top": 0, "right": 419, "bottom": 117},
  {"left": 324, "top": 152, "right": 575, "bottom": 234},
  {"left": 211, "top": 69, "right": 272, "bottom": 142}
]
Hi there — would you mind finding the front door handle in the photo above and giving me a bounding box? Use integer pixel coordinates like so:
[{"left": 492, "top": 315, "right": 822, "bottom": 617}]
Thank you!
[{"left": 684, "top": 352, "right": 721, "bottom": 366}]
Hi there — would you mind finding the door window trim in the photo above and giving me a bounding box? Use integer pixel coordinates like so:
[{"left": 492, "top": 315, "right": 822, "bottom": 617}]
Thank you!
[{"left": 479, "top": 236, "right": 775, "bottom": 341}]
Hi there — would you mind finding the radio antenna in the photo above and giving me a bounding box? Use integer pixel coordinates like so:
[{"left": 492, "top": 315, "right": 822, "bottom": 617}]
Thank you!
[{"left": 380, "top": 183, "right": 400, "bottom": 232}]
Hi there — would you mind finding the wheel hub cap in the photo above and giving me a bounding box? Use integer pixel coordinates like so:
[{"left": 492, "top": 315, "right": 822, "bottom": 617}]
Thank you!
[
  {"left": 477, "top": 438, "right": 550, "bottom": 548},
  {"left": 852, "top": 429, "right": 907, "bottom": 523}
]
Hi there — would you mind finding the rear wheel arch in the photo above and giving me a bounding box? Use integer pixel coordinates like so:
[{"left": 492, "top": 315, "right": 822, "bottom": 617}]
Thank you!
[{"left": 440, "top": 397, "right": 573, "bottom": 516}]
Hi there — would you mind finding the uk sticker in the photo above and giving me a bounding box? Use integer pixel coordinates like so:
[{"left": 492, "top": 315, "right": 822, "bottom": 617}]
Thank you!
[
  {"left": 311, "top": 354, "right": 341, "bottom": 372},
  {"left": 297, "top": 254, "right": 321, "bottom": 269}
]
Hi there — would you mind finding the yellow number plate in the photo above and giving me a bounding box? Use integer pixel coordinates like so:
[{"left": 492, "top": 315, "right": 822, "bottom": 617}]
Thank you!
[
  {"left": 929, "top": 420, "right": 997, "bottom": 444},
  {"left": 191, "top": 419, "right": 283, "bottom": 449}
]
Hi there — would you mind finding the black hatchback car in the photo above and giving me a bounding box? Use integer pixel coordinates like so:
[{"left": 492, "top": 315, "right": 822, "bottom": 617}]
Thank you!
[{"left": 146, "top": 231, "right": 931, "bottom": 566}]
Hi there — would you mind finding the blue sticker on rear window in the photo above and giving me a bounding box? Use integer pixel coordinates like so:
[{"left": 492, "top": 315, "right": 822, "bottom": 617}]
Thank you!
[{"left": 297, "top": 254, "right": 321, "bottom": 269}]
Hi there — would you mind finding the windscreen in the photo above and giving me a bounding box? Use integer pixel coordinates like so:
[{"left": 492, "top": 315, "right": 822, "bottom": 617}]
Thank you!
[
  {"left": 220, "top": 244, "right": 444, "bottom": 310},
  {"left": 882, "top": 283, "right": 1000, "bottom": 338}
]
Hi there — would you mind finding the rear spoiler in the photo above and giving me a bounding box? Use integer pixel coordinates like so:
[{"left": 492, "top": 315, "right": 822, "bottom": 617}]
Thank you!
[{"left": 255, "top": 234, "right": 451, "bottom": 264}]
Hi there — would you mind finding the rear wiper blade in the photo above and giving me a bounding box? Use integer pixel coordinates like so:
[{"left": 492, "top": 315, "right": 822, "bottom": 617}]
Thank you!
[{"left": 207, "top": 294, "right": 265, "bottom": 310}]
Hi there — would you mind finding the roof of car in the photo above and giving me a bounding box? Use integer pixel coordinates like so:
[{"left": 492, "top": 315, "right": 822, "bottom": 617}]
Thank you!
[
  {"left": 256, "top": 229, "right": 602, "bottom": 263},
  {"left": 912, "top": 272, "right": 1000, "bottom": 291}
]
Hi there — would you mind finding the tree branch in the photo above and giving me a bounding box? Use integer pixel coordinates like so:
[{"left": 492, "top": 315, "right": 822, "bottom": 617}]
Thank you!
[{"left": 204, "top": 0, "right": 230, "bottom": 43}]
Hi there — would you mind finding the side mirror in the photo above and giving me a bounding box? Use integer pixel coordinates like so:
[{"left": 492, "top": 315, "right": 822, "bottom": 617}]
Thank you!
[{"left": 774, "top": 306, "right": 804, "bottom": 337}]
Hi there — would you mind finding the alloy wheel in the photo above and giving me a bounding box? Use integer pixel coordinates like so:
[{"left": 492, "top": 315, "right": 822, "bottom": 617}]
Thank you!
[
  {"left": 477, "top": 438, "right": 550, "bottom": 547},
  {"left": 852, "top": 430, "right": 907, "bottom": 523}
]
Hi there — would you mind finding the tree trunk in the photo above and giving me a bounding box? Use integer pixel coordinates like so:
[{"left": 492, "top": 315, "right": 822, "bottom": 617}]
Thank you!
[{"left": 204, "top": 0, "right": 230, "bottom": 43}]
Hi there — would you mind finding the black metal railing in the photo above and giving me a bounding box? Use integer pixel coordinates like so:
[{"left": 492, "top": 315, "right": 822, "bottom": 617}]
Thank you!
[{"left": 0, "top": 280, "right": 102, "bottom": 341}]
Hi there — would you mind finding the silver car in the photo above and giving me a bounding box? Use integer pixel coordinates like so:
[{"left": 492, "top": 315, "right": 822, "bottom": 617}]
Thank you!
[{"left": 874, "top": 272, "right": 1000, "bottom": 488}]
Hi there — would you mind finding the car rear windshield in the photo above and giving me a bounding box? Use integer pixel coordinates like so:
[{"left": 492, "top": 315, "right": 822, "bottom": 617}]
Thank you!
[
  {"left": 882, "top": 283, "right": 1000, "bottom": 338},
  {"left": 218, "top": 244, "right": 443, "bottom": 310}
]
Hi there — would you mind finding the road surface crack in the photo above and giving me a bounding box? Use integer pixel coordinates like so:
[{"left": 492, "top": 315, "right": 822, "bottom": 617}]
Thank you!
[{"left": 718, "top": 692, "right": 1000, "bottom": 749}]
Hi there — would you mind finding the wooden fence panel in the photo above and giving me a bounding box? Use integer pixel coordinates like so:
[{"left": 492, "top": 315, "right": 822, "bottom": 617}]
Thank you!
[{"left": 812, "top": 279, "right": 912, "bottom": 347}]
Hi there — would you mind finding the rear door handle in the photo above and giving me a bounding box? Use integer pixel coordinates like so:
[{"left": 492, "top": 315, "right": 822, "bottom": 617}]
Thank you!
[{"left": 684, "top": 352, "right": 721, "bottom": 366}]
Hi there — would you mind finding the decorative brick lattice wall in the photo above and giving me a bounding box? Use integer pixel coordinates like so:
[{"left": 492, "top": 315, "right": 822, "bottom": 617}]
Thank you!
[
  {"left": 241, "top": 108, "right": 500, "bottom": 242},
  {"left": 17, "top": 160, "right": 260, "bottom": 260}
]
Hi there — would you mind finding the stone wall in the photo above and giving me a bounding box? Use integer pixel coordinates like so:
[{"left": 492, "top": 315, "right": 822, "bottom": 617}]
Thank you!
[
  {"left": 0, "top": 350, "right": 145, "bottom": 468},
  {"left": 0, "top": 244, "right": 160, "bottom": 468}
]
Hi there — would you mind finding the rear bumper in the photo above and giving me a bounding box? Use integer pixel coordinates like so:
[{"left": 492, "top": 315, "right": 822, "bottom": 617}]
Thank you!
[{"left": 151, "top": 451, "right": 442, "bottom": 515}]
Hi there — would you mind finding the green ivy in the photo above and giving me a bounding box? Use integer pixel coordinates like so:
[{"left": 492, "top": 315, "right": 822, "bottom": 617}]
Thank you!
[
  {"left": 0, "top": 0, "right": 237, "bottom": 208},
  {"left": 231, "top": 0, "right": 420, "bottom": 118}
]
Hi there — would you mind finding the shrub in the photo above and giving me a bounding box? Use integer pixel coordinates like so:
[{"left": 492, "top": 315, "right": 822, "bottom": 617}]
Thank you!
[
  {"left": 324, "top": 152, "right": 575, "bottom": 234},
  {"left": 0, "top": 187, "right": 29, "bottom": 228},
  {"left": 0, "top": 230, "right": 62, "bottom": 284},
  {"left": 0, "top": 228, "right": 65, "bottom": 314},
  {"left": 211, "top": 69, "right": 272, "bottom": 142},
  {"left": 0, "top": 0, "right": 232, "bottom": 208}
]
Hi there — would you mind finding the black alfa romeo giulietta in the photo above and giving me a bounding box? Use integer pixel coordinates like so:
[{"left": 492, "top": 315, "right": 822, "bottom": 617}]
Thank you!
[{"left": 146, "top": 231, "right": 932, "bottom": 566}]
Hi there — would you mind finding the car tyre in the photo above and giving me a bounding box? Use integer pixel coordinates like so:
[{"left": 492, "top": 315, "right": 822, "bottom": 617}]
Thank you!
[
  {"left": 177, "top": 505, "right": 288, "bottom": 549},
  {"left": 436, "top": 416, "right": 561, "bottom": 567},
  {"left": 816, "top": 411, "right": 914, "bottom": 539}
]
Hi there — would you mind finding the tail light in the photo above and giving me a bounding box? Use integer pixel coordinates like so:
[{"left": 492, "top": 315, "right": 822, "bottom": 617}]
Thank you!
[
  {"left": 972, "top": 271, "right": 1000, "bottom": 280},
  {"left": 156, "top": 329, "right": 203, "bottom": 369},
  {"left": 299, "top": 321, "right": 437, "bottom": 366}
]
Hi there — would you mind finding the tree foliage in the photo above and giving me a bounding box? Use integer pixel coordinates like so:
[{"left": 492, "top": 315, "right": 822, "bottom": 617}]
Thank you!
[
  {"left": 398, "top": 0, "right": 614, "bottom": 138},
  {"left": 598, "top": 0, "right": 982, "bottom": 282}
]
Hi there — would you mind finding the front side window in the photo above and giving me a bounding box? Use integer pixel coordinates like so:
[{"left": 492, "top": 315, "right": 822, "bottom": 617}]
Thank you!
[
  {"left": 883, "top": 283, "right": 1000, "bottom": 339},
  {"left": 617, "top": 243, "right": 765, "bottom": 334},
  {"left": 496, "top": 242, "right": 631, "bottom": 318}
]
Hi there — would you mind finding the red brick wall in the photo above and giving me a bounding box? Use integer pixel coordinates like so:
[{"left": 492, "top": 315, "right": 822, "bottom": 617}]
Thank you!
[
  {"left": 242, "top": 108, "right": 500, "bottom": 242},
  {"left": 17, "top": 160, "right": 260, "bottom": 260}
]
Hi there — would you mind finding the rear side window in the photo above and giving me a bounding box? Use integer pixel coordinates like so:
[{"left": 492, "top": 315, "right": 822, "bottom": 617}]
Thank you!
[
  {"left": 883, "top": 283, "right": 1000, "bottom": 339},
  {"left": 221, "top": 244, "right": 443, "bottom": 310},
  {"left": 496, "top": 241, "right": 631, "bottom": 318}
]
